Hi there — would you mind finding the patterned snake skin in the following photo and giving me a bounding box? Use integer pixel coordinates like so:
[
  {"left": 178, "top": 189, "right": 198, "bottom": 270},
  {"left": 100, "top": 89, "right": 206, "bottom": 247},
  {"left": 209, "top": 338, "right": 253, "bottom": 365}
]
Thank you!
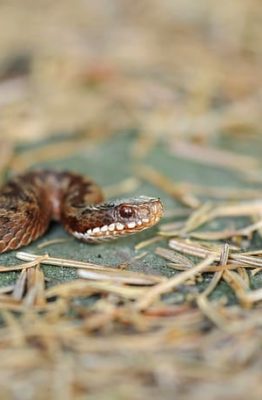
[{"left": 0, "top": 170, "right": 163, "bottom": 253}]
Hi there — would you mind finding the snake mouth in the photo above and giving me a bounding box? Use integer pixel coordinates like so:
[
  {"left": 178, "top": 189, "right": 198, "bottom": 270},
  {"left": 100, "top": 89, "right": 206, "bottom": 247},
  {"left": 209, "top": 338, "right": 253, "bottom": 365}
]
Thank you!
[{"left": 73, "top": 197, "right": 163, "bottom": 242}]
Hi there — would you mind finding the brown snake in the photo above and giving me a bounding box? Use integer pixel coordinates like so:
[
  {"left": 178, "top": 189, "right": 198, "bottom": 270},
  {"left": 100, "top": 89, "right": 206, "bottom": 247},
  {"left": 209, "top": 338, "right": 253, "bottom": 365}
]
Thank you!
[{"left": 0, "top": 170, "right": 163, "bottom": 253}]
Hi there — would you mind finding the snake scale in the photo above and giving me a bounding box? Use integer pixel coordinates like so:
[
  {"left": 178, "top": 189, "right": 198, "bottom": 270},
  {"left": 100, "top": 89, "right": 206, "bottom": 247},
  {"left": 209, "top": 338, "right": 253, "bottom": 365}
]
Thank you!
[{"left": 0, "top": 170, "right": 163, "bottom": 253}]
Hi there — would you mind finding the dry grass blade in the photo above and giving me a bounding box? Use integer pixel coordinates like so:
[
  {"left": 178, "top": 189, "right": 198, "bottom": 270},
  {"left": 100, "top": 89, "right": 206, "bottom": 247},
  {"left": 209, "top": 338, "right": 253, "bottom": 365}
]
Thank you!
[
  {"left": 134, "top": 165, "right": 200, "bottom": 208},
  {"left": 10, "top": 138, "right": 95, "bottom": 172},
  {"left": 131, "top": 133, "right": 158, "bottom": 159},
  {"left": 8, "top": 264, "right": 47, "bottom": 307},
  {"left": 0, "top": 139, "right": 13, "bottom": 182},
  {"left": 37, "top": 238, "right": 71, "bottom": 249},
  {"left": 78, "top": 281, "right": 148, "bottom": 300},
  {"left": 169, "top": 238, "right": 222, "bottom": 260},
  {"left": 189, "top": 229, "right": 249, "bottom": 241},
  {"left": 16, "top": 252, "right": 165, "bottom": 284},
  {"left": 12, "top": 269, "right": 27, "bottom": 301},
  {"left": 166, "top": 263, "right": 244, "bottom": 272},
  {"left": 135, "top": 255, "right": 217, "bottom": 311},
  {"left": 45, "top": 279, "right": 100, "bottom": 299},
  {"left": 230, "top": 253, "right": 262, "bottom": 268},
  {"left": 162, "top": 219, "right": 262, "bottom": 240},
  {"left": 155, "top": 247, "right": 194, "bottom": 269},
  {"left": 0, "top": 310, "right": 26, "bottom": 347},
  {"left": 197, "top": 295, "right": 230, "bottom": 331},
  {"left": 15, "top": 251, "right": 114, "bottom": 270},
  {"left": 78, "top": 269, "right": 161, "bottom": 286},
  {"left": 23, "top": 266, "right": 46, "bottom": 307},
  {"left": 244, "top": 288, "right": 262, "bottom": 303},
  {"left": 196, "top": 244, "right": 230, "bottom": 330},
  {"left": 161, "top": 202, "right": 262, "bottom": 239},
  {"left": 156, "top": 245, "right": 243, "bottom": 272},
  {"left": 251, "top": 213, "right": 262, "bottom": 239},
  {"left": 0, "top": 255, "right": 49, "bottom": 272},
  {"left": 104, "top": 177, "right": 141, "bottom": 198},
  {"left": 223, "top": 270, "right": 253, "bottom": 307},
  {"left": 0, "top": 297, "right": 24, "bottom": 311},
  {"left": 196, "top": 244, "right": 230, "bottom": 331},
  {"left": 181, "top": 202, "right": 214, "bottom": 234},
  {"left": 210, "top": 201, "right": 262, "bottom": 218},
  {"left": 219, "top": 243, "right": 230, "bottom": 266},
  {"left": 250, "top": 268, "right": 261, "bottom": 277},
  {"left": 159, "top": 220, "right": 185, "bottom": 234},
  {"left": 46, "top": 279, "right": 146, "bottom": 300},
  {"left": 135, "top": 236, "right": 162, "bottom": 250},
  {"left": 170, "top": 182, "right": 262, "bottom": 201},
  {"left": 237, "top": 266, "right": 250, "bottom": 287},
  {"left": 202, "top": 243, "right": 229, "bottom": 298},
  {"left": 169, "top": 140, "right": 260, "bottom": 173},
  {"left": 0, "top": 285, "right": 15, "bottom": 294},
  {"left": 239, "top": 250, "right": 262, "bottom": 256},
  {"left": 169, "top": 238, "right": 262, "bottom": 268}
]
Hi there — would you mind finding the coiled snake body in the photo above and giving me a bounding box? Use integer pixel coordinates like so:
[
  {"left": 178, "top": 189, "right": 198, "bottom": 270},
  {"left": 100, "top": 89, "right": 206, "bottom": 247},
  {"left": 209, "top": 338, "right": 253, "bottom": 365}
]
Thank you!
[{"left": 0, "top": 170, "right": 163, "bottom": 253}]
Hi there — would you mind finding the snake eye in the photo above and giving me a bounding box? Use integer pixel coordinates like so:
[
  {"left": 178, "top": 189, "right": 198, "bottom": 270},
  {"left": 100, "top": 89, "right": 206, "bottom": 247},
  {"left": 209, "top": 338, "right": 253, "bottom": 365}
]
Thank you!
[{"left": 119, "top": 205, "right": 134, "bottom": 219}]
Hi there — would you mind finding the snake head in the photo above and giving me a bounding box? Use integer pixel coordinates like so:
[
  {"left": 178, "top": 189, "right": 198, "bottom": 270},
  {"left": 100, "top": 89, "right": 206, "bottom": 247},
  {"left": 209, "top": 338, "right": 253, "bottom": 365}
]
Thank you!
[{"left": 73, "top": 196, "right": 163, "bottom": 242}]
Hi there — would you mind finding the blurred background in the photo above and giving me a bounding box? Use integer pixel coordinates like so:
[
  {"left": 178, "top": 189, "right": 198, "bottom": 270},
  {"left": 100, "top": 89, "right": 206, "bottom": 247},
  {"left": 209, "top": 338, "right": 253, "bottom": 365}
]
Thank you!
[
  {"left": 0, "top": 0, "right": 260, "bottom": 144},
  {"left": 0, "top": 3, "right": 262, "bottom": 399}
]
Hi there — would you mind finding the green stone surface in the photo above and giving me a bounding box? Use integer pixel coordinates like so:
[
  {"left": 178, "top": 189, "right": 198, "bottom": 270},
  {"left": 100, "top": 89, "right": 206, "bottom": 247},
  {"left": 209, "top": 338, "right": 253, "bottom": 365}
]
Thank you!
[{"left": 0, "top": 132, "right": 261, "bottom": 299}]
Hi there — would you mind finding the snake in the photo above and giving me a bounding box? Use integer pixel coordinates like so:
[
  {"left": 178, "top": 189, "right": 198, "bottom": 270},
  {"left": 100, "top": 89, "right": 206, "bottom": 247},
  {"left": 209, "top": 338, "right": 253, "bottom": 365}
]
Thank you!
[{"left": 0, "top": 170, "right": 163, "bottom": 253}]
